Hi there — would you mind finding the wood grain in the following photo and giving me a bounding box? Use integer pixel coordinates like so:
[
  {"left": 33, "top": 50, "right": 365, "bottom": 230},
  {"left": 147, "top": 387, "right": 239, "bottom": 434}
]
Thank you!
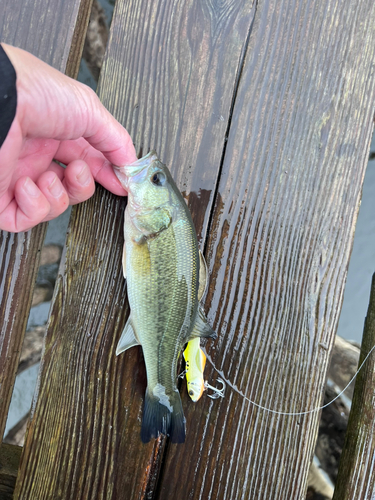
[
  {"left": 0, "top": 443, "right": 22, "bottom": 500},
  {"left": 14, "top": 0, "right": 375, "bottom": 499},
  {"left": 0, "top": 227, "right": 45, "bottom": 439},
  {"left": 333, "top": 274, "right": 375, "bottom": 500},
  {"left": 0, "top": 0, "right": 93, "bottom": 445},
  {"left": 158, "top": 0, "right": 375, "bottom": 498},
  {"left": 98, "top": 0, "right": 257, "bottom": 243},
  {"left": 15, "top": 0, "right": 259, "bottom": 498}
]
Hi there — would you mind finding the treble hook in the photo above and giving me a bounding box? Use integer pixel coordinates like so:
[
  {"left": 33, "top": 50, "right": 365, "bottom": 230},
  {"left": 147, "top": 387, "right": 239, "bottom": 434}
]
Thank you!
[{"left": 204, "top": 378, "right": 226, "bottom": 399}]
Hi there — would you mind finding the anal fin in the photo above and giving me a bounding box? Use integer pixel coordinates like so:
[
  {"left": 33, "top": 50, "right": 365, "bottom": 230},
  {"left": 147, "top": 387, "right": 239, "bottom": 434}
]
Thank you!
[{"left": 116, "top": 316, "right": 140, "bottom": 355}]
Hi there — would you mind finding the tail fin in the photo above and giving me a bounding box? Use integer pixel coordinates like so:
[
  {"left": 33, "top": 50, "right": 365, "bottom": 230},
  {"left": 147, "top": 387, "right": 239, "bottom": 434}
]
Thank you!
[{"left": 141, "top": 387, "right": 186, "bottom": 444}]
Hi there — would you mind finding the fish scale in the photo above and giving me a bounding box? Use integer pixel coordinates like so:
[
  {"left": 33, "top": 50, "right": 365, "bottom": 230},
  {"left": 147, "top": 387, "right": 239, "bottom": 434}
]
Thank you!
[
  {"left": 130, "top": 226, "right": 195, "bottom": 388},
  {"left": 114, "top": 151, "right": 216, "bottom": 443}
]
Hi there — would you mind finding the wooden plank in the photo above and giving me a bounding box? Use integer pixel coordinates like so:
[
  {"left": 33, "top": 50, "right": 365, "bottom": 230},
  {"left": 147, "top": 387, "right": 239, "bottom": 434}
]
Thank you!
[
  {"left": 0, "top": 227, "right": 45, "bottom": 439},
  {"left": 158, "top": 1, "right": 375, "bottom": 498},
  {"left": 333, "top": 274, "right": 375, "bottom": 500},
  {"left": 14, "top": 1, "right": 375, "bottom": 500},
  {"left": 14, "top": 0, "right": 258, "bottom": 498},
  {"left": 0, "top": 443, "right": 22, "bottom": 500},
  {"left": 0, "top": 0, "right": 93, "bottom": 439},
  {"left": 98, "top": 0, "right": 257, "bottom": 241}
]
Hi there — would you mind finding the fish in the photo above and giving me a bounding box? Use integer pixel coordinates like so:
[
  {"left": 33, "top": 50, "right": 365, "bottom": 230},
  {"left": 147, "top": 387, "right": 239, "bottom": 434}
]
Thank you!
[
  {"left": 183, "top": 337, "right": 207, "bottom": 402},
  {"left": 114, "top": 151, "right": 216, "bottom": 443}
]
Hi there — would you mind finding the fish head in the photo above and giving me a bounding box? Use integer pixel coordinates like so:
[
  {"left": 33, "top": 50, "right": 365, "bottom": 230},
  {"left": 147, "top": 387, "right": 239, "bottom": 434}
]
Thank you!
[
  {"left": 186, "top": 378, "right": 205, "bottom": 402},
  {"left": 114, "top": 151, "right": 174, "bottom": 213}
]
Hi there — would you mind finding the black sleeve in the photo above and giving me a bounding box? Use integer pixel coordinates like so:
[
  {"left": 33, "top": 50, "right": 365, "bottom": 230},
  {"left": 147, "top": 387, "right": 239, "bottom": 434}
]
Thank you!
[{"left": 0, "top": 44, "right": 17, "bottom": 149}]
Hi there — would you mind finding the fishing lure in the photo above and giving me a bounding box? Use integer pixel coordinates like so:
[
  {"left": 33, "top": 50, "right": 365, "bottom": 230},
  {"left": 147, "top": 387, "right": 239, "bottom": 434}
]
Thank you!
[{"left": 182, "top": 337, "right": 225, "bottom": 402}]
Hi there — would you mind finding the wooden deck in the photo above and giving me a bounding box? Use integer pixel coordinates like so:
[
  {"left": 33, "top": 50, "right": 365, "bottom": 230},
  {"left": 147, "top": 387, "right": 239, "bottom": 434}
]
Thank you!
[{"left": 1, "top": 0, "right": 375, "bottom": 498}]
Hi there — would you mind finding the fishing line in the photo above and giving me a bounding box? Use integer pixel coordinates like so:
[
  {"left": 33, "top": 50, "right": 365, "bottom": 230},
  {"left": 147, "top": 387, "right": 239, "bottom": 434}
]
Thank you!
[{"left": 201, "top": 344, "right": 375, "bottom": 416}]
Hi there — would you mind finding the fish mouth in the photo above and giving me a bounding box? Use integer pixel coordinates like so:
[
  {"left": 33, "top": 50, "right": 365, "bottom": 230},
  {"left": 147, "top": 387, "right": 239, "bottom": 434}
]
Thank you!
[
  {"left": 115, "top": 151, "right": 159, "bottom": 176},
  {"left": 113, "top": 151, "right": 159, "bottom": 190}
]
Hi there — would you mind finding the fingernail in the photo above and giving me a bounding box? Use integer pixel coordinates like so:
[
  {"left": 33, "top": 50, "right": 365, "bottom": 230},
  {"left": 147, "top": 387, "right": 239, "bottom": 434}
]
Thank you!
[
  {"left": 76, "top": 164, "right": 91, "bottom": 186},
  {"left": 24, "top": 178, "right": 40, "bottom": 197},
  {"left": 48, "top": 177, "right": 64, "bottom": 197}
]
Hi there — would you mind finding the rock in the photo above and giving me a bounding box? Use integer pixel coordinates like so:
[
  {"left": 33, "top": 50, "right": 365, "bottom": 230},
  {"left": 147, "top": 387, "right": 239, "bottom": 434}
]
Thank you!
[
  {"left": 3, "top": 414, "right": 29, "bottom": 447},
  {"left": 31, "top": 283, "right": 53, "bottom": 307},
  {"left": 306, "top": 336, "right": 360, "bottom": 499},
  {"left": 307, "top": 459, "right": 334, "bottom": 499},
  {"left": 327, "top": 335, "right": 359, "bottom": 401},
  {"left": 314, "top": 385, "right": 349, "bottom": 484},
  {"left": 27, "top": 302, "right": 51, "bottom": 330},
  {"left": 39, "top": 244, "right": 62, "bottom": 266},
  {"left": 3, "top": 326, "right": 45, "bottom": 445},
  {"left": 18, "top": 325, "right": 45, "bottom": 374},
  {"left": 31, "top": 244, "right": 62, "bottom": 307},
  {"left": 82, "top": 0, "right": 109, "bottom": 81}
]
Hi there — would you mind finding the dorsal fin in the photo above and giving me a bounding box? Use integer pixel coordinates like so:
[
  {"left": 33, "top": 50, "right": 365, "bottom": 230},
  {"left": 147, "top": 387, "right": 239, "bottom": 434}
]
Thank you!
[
  {"left": 198, "top": 251, "right": 209, "bottom": 301},
  {"left": 188, "top": 307, "right": 216, "bottom": 340}
]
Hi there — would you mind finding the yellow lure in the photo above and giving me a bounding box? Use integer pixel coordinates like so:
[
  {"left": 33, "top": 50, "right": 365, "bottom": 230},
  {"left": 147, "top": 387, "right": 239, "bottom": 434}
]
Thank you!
[{"left": 183, "top": 337, "right": 207, "bottom": 402}]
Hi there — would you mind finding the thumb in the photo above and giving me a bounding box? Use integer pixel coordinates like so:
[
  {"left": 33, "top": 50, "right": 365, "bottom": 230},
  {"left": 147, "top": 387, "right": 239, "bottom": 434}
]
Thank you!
[{"left": 3, "top": 44, "right": 137, "bottom": 167}]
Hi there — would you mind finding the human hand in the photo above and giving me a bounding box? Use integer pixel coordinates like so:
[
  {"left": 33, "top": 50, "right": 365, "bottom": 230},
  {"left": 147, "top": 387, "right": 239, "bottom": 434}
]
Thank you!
[{"left": 0, "top": 44, "right": 137, "bottom": 233}]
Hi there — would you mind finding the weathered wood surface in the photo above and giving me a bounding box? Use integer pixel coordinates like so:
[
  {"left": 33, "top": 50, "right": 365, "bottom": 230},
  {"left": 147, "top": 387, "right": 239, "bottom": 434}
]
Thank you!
[
  {"left": 0, "top": 443, "right": 21, "bottom": 500},
  {"left": 15, "top": 0, "right": 258, "bottom": 496},
  {"left": 15, "top": 0, "right": 375, "bottom": 499},
  {"left": 0, "top": 0, "right": 93, "bottom": 441},
  {"left": 333, "top": 274, "right": 375, "bottom": 500},
  {"left": 159, "top": 0, "right": 375, "bottom": 495},
  {"left": 0, "top": 225, "right": 45, "bottom": 439}
]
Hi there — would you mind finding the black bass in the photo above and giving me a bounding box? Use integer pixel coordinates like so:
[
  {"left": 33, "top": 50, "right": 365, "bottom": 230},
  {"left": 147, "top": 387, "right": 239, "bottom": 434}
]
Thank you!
[{"left": 114, "top": 151, "right": 215, "bottom": 443}]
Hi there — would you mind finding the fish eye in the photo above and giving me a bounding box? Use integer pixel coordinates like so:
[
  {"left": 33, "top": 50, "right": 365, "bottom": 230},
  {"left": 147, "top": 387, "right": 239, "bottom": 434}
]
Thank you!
[{"left": 151, "top": 171, "right": 166, "bottom": 186}]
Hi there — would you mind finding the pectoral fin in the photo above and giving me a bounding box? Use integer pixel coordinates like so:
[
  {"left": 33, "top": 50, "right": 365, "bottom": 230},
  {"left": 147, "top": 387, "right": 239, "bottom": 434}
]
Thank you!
[
  {"left": 133, "top": 208, "right": 171, "bottom": 236},
  {"left": 188, "top": 307, "right": 216, "bottom": 340},
  {"left": 198, "top": 251, "right": 209, "bottom": 301},
  {"left": 116, "top": 316, "right": 140, "bottom": 355}
]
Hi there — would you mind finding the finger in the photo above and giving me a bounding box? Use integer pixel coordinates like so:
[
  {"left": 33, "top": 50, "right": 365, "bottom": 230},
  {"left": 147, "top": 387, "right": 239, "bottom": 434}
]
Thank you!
[
  {"left": 0, "top": 118, "right": 23, "bottom": 197},
  {"left": 3, "top": 45, "right": 137, "bottom": 166},
  {"left": 61, "top": 160, "right": 96, "bottom": 205},
  {"left": 46, "top": 160, "right": 65, "bottom": 181},
  {"left": 54, "top": 138, "right": 127, "bottom": 196},
  {"left": 36, "top": 170, "right": 70, "bottom": 220},
  {"left": 0, "top": 177, "right": 50, "bottom": 232}
]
